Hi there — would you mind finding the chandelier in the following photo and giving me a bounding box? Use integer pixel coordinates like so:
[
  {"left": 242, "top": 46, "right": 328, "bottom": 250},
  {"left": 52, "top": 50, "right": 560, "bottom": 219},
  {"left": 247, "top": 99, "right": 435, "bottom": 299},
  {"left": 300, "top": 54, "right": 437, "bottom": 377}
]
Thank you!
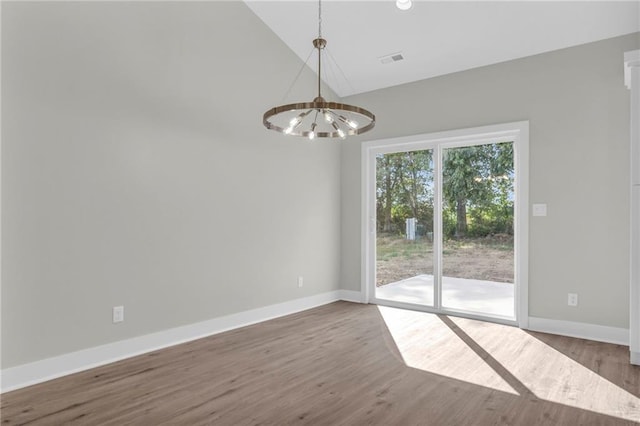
[{"left": 262, "top": 0, "right": 375, "bottom": 140}]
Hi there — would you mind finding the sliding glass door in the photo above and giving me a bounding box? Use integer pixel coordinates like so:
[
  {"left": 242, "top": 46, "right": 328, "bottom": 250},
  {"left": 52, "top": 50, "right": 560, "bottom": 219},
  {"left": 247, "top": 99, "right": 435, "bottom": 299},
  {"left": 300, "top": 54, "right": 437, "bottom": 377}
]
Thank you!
[
  {"left": 366, "top": 123, "right": 526, "bottom": 324},
  {"left": 440, "top": 143, "right": 515, "bottom": 319},
  {"left": 375, "top": 149, "right": 435, "bottom": 306}
]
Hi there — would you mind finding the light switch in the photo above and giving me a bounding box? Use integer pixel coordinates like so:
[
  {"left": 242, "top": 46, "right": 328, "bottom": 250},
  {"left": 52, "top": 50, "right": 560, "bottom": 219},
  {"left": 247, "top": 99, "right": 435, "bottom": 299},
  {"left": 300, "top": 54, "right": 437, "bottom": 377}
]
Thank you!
[
  {"left": 113, "top": 306, "right": 124, "bottom": 323},
  {"left": 532, "top": 204, "right": 547, "bottom": 217}
]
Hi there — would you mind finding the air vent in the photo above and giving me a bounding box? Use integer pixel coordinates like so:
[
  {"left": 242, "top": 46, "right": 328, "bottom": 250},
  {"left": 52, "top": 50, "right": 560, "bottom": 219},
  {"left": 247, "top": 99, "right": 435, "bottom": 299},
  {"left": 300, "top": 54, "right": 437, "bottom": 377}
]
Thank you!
[{"left": 379, "top": 53, "right": 404, "bottom": 64}]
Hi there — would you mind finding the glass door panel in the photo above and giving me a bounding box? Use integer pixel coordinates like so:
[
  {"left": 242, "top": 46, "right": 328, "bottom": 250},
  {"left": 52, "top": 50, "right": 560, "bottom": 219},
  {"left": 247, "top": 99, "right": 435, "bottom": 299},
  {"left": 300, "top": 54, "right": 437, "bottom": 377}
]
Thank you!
[
  {"left": 375, "top": 150, "right": 435, "bottom": 306},
  {"left": 441, "top": 142, "right": 515, "bottom": 319}
]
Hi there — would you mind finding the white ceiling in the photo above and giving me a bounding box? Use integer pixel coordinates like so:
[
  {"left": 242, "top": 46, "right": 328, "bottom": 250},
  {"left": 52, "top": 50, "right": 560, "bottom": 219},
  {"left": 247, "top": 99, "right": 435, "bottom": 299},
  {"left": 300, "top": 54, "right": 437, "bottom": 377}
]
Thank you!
[{"left": 246, "top": 1, "right": 640, "bottom": 97}]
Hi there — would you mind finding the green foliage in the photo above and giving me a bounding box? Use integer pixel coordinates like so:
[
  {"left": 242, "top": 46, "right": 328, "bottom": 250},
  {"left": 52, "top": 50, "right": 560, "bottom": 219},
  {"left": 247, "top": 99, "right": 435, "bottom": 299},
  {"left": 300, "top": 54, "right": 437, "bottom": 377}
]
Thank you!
[
  {"left": 390, "top": 204, "right": 412, "bottom": 235},
  {"left": 377, "top": 142, "right": 514, "bottom": 240},
  {"left": 442, "top": 142, "right": 514, "bottom": 238},
  {"left": 442, "top": 208, "right": 457, "bottom": 239},
  {"left": 467, "top": 203, "right": 514, "bottom": 238},
  {"left": 376, "top": 150, "right": 434, "bottom": 236}
]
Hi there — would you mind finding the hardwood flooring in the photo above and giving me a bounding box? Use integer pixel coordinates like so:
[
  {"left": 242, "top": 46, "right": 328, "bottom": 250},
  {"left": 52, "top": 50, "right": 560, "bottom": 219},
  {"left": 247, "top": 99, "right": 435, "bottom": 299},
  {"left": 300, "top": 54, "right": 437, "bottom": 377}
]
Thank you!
[{"left": 1, "top": 301, "right": 639, "bottom": 425}]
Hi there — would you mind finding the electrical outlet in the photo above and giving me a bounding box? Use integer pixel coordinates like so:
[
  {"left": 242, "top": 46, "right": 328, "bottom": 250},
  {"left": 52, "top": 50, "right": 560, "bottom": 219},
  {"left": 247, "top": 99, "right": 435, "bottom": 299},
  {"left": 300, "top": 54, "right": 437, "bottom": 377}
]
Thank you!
[
  {"left": 568, "top": 293, "right": 578, "bottom": 307},
  {"left": 113, "top": 306, "right": 124, "bottom": 323},
  {"left": 297, "top": 276, "right": 304, "bottom": 288}
]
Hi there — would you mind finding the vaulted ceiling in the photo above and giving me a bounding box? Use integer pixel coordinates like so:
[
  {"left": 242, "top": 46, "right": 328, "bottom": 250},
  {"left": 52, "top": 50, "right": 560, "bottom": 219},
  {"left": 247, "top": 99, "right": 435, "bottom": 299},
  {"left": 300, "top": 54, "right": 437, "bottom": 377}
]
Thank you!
[{"left": 246, "top": 1, "right": 640, "bottom": 97}]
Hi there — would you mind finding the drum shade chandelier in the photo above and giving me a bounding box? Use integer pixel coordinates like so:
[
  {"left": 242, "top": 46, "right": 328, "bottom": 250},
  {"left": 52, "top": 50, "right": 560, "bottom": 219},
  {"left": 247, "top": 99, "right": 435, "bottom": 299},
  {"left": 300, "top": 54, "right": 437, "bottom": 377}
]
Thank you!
[{"left": 263, "top": 0, "right": 375, "bottom": 140}]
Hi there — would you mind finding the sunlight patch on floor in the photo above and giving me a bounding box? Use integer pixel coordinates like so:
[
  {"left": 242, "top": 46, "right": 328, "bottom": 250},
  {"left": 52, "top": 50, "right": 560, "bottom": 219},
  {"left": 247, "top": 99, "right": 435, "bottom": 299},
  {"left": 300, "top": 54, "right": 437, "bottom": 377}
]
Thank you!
[
  {"left": 377, "top": 306, "right": 640, "bottom": 422},
  {"left": 377, "top": 306, "right": 520, "bottom": 395}
]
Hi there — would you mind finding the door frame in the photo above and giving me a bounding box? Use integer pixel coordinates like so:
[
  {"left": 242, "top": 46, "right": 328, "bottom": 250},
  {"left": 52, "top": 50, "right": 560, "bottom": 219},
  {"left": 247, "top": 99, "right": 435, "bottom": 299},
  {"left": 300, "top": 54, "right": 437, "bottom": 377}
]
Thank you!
[{"left": 361, "top": 121, "right": 529, "bottom": 328}]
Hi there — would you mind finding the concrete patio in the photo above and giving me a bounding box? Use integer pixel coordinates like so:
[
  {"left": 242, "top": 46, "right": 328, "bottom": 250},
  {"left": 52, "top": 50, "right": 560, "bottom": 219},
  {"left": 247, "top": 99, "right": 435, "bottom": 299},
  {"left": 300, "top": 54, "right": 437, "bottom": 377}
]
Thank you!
[{"left": 376, "top": 274, "right": 514, "bottom": 318}]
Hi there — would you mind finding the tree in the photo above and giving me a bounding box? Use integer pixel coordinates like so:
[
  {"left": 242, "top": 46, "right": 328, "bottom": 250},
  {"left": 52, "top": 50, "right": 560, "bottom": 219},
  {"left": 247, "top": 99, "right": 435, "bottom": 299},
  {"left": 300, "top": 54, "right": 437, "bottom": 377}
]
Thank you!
[
  {"left": 376, "top": 151, "right": 434, "bottom": 234},
  {"left": 442, "top": 143, "right": 513, "bottom": 238},
  {"left": 376, "top": 143, "right": 512, "bottom": 239},
  {"left": 396, "top": 150, "right": 433, "bottom": 219},
  {"left": 376, "top": 154, "right": 400, "bottom": 232}
]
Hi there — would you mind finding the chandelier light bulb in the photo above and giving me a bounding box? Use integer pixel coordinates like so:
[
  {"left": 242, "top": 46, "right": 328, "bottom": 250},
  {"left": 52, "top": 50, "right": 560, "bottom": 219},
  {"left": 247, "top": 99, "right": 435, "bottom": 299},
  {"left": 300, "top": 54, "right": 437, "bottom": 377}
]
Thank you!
[
  {"left": 289, "top": 117, "right": 301, "bottom": 127},
  {"left": 338, "top": 115, "right": 359, "bottom": 129},
  {"left": 324, "top": 110, "right": 334, "bottom": 123},
  {"left": 290, "top": 110, "right": 311, "bottom": 127},
  {"left": 309, "top": 123, "right": 317, "bottom": 140},
  {"left": 332, "top": 122, "right": 346, "bottom": 140}
]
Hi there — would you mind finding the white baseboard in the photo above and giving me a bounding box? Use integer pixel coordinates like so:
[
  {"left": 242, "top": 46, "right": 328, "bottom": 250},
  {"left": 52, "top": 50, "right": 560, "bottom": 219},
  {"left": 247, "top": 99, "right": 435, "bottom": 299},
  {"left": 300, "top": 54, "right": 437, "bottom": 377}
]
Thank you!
[
  {"left": 1, "top": 290, "right": 357, "bottom": 393},
  {"left": 9, "top": 297, "right": 628, "bottom": 393},
  {"left": 337, "top": 289, "right": 365, "bottom": 303},
  {"left": 631, "top": 351, "right": 640, "bottom": 365},
  {"left": 527, "top": 317, "right": 629, "bottom": 346}
]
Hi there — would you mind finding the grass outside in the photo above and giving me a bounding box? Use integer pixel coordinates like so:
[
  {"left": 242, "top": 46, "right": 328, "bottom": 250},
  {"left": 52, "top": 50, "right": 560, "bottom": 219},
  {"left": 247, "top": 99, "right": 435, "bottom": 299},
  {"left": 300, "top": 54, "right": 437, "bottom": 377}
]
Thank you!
[{"left": 376, "top": 234, "right": 514, "bottom": 286}]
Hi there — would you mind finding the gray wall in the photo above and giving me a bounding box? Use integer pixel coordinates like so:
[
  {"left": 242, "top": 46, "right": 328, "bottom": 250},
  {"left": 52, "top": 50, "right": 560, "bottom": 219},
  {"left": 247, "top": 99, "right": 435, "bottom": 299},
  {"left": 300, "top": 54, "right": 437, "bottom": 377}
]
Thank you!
[
  {"left": 341, "top": 33, "right": 640, "bottom": 329},
  {"left": 3, "top": 1, "right": 638, "bottom": 371},
  {"left": 1, "top": 2, "right": 341, "bottom": 368}
]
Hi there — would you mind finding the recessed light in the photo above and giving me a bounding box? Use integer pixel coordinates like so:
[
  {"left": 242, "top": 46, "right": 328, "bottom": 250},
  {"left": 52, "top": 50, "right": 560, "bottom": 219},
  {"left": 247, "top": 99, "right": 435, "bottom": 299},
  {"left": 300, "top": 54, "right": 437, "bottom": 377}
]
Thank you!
[{"left": 396, "top": 0, "right": 412, "bottom": 11}]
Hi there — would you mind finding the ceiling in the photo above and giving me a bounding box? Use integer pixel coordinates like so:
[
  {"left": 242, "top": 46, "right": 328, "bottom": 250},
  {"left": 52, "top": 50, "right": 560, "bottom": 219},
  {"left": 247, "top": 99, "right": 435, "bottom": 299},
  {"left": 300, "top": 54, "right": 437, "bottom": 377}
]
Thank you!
[{"left": 245, "top": 1, "right": 640, "bottom": 97}]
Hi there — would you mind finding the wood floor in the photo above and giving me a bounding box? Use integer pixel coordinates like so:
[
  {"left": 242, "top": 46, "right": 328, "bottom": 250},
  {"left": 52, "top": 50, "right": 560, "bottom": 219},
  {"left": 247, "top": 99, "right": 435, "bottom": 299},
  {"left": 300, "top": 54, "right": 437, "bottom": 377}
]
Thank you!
[{"left": 2, "top": 302, "right": 639, "bottom": 425}]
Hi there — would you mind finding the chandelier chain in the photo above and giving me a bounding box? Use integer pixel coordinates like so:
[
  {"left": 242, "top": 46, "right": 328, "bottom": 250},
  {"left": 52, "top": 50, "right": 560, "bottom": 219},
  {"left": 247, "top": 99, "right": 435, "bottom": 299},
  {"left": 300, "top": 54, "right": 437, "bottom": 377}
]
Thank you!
[{"left": 318, "top": 0, "right": 322, "bottom": 38}]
